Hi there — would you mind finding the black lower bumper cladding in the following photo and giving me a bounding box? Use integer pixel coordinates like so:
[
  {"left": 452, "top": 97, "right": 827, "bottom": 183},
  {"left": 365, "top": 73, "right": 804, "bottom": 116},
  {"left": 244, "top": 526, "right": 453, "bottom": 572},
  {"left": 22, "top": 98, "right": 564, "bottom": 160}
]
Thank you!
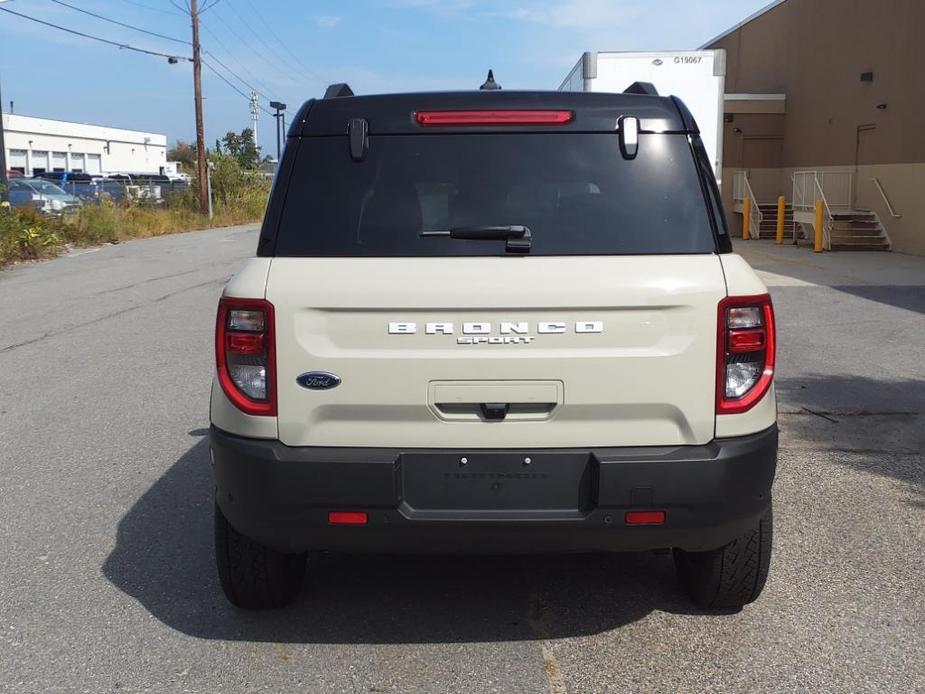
[{"left": 211, "top": 425, "right": 777, "bottom": 554}]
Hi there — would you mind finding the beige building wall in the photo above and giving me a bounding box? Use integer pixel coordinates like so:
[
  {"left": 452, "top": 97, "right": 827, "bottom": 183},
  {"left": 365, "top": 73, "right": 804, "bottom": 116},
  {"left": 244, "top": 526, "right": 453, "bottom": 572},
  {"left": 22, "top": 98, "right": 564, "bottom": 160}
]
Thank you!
[{"left": 707, "top": 0, "right": 925, "bottom": 254}]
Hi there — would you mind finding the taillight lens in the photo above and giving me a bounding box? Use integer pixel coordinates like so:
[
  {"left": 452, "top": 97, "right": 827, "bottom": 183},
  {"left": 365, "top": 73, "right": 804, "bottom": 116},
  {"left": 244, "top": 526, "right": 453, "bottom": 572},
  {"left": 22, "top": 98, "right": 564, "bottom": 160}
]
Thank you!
[
  {"left": 717, "top": 294, "right": 775, "bottom": 414},
  {"left": 215, "top": 297, "right": 276, "bottom": 416}
]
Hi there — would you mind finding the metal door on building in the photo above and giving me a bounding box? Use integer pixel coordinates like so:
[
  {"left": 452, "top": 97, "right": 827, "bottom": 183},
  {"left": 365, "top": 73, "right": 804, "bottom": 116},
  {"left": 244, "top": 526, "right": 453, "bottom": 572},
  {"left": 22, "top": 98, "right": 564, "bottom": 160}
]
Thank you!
[
  {"left": 741, "top": 136, "right": 783, "bottom": 201},
  {"left": 31, "top": 151, "right": 48, "bottom": 175},
  {"left": 8, "top": 149, "right": 27, "bottom": 174},
  {"left": 854, "top": 124, "right": 876, "bottom": 208},
  {"left": 51, "top": 152, "right": 67, "bottom": 172},
  {"left": 86, "top": 153, "right": 102, "bottom": 175}
]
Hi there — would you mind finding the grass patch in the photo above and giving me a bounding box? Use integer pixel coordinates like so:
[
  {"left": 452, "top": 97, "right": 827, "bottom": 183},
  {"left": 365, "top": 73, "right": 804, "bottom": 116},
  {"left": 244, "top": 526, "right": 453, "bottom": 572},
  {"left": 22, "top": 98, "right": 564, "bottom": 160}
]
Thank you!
[{"left": 1, "top": 159, "right": 270, "bottom": 269}]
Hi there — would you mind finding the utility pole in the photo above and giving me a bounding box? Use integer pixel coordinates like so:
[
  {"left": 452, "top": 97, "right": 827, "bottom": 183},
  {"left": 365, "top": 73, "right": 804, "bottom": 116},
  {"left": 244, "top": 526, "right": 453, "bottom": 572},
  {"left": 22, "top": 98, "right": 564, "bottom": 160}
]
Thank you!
[
  {"left": 0, "top": 78, "right": 8, "bottom": 203},
  {"left": 270, "top": 101, "right": 286, "bottom": 163},
  {"left": 190, "top": 0, "right": 208, "bottom": 214},
  {"left": 249, "top": 90, "right": 259, "bottom": 154}
]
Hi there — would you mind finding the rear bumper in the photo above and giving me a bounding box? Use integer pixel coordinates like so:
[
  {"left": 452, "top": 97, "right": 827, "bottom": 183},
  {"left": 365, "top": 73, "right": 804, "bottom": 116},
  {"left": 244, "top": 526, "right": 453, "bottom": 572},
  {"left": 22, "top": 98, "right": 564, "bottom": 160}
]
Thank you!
[{"left": 210, "top": 425, "right": 777, "bottom": 554}]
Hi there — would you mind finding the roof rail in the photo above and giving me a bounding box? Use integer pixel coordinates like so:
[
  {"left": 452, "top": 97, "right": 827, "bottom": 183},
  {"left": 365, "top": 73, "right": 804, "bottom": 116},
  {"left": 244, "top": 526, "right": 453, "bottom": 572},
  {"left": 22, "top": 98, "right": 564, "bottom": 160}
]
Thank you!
[
  {"left": 323, "top": 83, "right": 354, "bottom": 99},
  {"left": 623, "top": 81, "right": 659, "bottom": 96}
]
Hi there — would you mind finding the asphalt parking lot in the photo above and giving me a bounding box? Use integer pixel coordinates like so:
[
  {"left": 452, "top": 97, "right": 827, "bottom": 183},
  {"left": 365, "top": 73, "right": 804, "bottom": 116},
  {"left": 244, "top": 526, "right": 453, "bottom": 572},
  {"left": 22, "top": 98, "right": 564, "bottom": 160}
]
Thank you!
[{"left": 1, "top": 227, "right": 923, "bottom": 693}]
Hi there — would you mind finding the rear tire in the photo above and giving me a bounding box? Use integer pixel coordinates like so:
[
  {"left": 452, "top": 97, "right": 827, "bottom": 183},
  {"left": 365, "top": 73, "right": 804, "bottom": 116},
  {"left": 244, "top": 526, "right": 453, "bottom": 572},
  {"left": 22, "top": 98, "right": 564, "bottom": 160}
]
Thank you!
[
  {"left": 214, "top": 500, "right": 306, "bottom": 609},
  {"left": 673, "top": 501, "right": 772, "bottom": 609}
]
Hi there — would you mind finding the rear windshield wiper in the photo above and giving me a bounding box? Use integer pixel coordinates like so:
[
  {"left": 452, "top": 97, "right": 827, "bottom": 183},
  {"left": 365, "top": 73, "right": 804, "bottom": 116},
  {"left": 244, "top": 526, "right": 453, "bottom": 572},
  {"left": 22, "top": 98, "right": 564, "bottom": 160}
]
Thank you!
[{"left": 420, "top": 225, "right": 532, "bottom": 253}]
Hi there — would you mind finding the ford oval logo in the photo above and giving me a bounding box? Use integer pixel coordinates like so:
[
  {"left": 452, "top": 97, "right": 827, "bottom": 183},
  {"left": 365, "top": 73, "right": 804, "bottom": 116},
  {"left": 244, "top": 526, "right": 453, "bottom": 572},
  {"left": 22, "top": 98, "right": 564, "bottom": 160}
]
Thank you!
[{"left": 296, "top": 371, "right": 341, "bottom": 390}]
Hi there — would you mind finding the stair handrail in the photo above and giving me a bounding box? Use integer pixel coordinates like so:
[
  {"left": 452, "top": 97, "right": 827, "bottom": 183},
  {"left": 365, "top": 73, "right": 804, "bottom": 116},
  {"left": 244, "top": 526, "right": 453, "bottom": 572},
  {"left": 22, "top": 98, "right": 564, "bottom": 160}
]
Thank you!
[
  {"left": 813, "top": 176, "right": 834, "bottom": 250},
  {"left": 871, "top": 177, "right": 902, "bottom": 218},
  {"left": 792, "top": 171, "right": 816, "bottom": 211},
  {"left": 739, "top": 172, "right": 764, "bottom": 239}
]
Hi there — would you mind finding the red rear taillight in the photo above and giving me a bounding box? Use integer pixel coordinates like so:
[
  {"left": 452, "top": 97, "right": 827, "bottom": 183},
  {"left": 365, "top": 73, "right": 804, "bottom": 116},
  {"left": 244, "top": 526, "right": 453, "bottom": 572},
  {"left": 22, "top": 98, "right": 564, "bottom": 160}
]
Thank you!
[
  {"left": 716, "top": 294, "right": 775, "bottom": 414},
  {"left": 215, "top": 297, "right": 276, "bottom": 416},
  {"left": 414, "top": 110, "right": 574, "bottom": 126}
]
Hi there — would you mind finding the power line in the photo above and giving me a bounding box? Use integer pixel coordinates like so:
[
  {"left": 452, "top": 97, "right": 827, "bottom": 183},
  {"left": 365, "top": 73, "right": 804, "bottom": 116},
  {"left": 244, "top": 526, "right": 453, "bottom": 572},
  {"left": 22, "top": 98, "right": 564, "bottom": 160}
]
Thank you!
[
  {"left": 204, "top": 49, "right": 270, "bottom": 101},
  {"left": 0, "top": 5, "right": 191, "bottom": 61},
  {"left": 223, "top": 1, "right": 298, "bottom": 74},
  {"left": 48, "top": 0, "right": 190, "bottom": 45},
  {"left": 206, "top": 6, "right": 292, "bottom": 84},
  {"left": 120, "top": 0, "right": 182, "bottom": 16},
  {"left": 200, "top": 24, "right": 275, "bottom": 97},
  {"left": 202, "top": 60, "right": 272, "bottom": 115},
  {"left": 239, "top": 0, "right": 329, "bottom": 86},
  {"left": 207, "top": 1, "right": 324, "bottom": 95}
]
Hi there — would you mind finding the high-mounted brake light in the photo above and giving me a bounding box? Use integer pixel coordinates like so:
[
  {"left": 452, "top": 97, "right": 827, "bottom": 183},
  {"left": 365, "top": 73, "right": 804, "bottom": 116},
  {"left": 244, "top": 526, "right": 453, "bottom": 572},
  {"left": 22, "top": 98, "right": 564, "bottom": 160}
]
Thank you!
[
  {"left": 716, "top": 294, "right": 775, "bottom": 414},
  {"left": 215, "top": 297, "right": 276, "bottom": 416},
  {"left": 414, "top": 110, "right": 574, "bottom": 126}
]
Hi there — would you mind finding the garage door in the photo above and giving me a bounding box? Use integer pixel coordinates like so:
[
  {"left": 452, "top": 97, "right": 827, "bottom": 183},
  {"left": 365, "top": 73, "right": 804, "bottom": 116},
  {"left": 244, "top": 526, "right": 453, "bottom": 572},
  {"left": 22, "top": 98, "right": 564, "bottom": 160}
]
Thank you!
[
  {"left": 86, "top": 153, "right": 102, "bottom": 175},
  {"left": 51, "top": 152, "right": 67, "bottom": 172},
  {"left": 9, "top": 149, "right": 27, "bottom": 173},
  {"left": 30, "top": 151, "right": 49, "bottom": 175}
]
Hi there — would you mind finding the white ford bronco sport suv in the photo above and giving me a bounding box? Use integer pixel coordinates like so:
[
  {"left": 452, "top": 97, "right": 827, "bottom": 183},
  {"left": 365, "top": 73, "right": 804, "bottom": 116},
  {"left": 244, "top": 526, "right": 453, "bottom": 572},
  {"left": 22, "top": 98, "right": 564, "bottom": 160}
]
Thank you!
[{"left": 210, "top": 82, "right": 777, "bottom": 610}]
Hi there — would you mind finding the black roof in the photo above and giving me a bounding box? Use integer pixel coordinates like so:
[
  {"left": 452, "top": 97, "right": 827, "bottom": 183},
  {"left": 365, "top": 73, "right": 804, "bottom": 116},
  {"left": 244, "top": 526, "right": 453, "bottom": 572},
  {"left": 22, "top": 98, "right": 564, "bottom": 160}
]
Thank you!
[{"left": 289, "top": 90, "right": 698, "bottom": 137}]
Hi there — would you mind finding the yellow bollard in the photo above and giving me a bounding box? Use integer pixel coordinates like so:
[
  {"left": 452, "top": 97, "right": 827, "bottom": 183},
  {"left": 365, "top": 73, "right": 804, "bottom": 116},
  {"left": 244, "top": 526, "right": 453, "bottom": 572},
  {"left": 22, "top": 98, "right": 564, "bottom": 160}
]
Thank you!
[
  {"left": 775, "top": 195, "right": 786, "bottom": 244},
  {"left": 742, "top": 197, "right": 751, "bottom": 240},
  {"left": 814, "top": 200, "right": 824, "bottom": 253}
]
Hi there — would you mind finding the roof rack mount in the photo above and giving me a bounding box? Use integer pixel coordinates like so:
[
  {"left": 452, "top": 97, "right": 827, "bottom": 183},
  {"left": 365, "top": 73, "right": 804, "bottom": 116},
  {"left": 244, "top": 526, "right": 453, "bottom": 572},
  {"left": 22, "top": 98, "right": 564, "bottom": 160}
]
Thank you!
[
  {"left": 324, "top": 83, "right": 354, "bottom": 99},
  {"left": 623, "top": 81, "right": 659, "bottom": 96}
]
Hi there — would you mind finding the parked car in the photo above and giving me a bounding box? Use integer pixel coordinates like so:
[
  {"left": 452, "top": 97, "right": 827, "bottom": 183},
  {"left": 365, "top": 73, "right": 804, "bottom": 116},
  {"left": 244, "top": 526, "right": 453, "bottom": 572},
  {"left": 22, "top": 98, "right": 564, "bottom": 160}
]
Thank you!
[
  {"left": 34, "top": 171, "right": 94, "bottom": 186},
  {"left": 6, "top": 179, "right": 43, "bottom": 210},
  {"left": 32, "top": 172, "right": 100, "bottom": 204},
  {"left": 14, "top": 178, "right": 82, "bottom": 214},
  {"left": 209, "top": 83, "right": 778, "bottom": 610}
]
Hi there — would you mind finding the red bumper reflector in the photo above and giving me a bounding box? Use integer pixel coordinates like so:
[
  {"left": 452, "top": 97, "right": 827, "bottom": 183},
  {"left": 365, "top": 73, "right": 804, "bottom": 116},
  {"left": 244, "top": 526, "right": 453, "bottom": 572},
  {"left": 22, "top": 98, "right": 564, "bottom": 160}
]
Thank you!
[
  {"left": 328, "top": 511, "right": 368, "bottom": 525},
  {"left": 625, "top": 510, "right": 666, "bottom": 526},
  {"left": 414, "top": 110, "right": 574, "bottom": 126}
]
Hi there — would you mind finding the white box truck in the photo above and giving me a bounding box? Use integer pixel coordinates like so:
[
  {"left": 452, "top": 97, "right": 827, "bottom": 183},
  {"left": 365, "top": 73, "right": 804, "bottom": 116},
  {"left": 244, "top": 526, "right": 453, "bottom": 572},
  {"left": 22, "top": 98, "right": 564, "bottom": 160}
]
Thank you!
[{"left": 560, "top": 50, "right": 726, "bottom": 181}]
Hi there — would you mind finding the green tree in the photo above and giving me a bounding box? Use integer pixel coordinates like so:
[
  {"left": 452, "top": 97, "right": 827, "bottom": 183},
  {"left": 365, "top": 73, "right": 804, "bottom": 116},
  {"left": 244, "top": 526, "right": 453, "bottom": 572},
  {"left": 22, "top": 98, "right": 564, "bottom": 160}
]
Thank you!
[
  {"left": 217, "top": 128, "right": 260, "bottom": 170},
  {"left": 167, "top": 140, "right": 198, "bottom": 171}
]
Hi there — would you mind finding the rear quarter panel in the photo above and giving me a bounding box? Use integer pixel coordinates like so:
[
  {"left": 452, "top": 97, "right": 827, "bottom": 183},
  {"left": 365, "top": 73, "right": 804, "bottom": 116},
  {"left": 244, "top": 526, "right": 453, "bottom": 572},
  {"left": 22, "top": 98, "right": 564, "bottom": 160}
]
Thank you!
[
  {"left": 209, "top": 258, "right": 278, "bottom": 439},
  {"left": 716, "top": 253, "right": 778, "bottom": 438}
]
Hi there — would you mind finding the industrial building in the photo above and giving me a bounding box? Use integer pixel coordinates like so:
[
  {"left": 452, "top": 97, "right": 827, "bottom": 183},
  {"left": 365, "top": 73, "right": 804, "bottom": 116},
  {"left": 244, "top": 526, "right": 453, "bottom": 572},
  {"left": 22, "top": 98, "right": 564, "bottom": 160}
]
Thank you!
[
  {"left": 704, "top": 0, "right": 923, "bottom": 254},
  {"left": 2, "top": 113, "right": 167, "bottom": 177}
]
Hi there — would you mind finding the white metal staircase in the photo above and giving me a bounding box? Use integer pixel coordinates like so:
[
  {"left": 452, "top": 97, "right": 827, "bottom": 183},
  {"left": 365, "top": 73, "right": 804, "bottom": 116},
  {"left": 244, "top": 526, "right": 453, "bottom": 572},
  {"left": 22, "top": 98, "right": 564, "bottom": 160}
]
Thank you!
[
  {"left": 732, "top": 170, "right": 892, "bottom": 250},
  {"left": 792, "top": 171, "right": 891, "bottom": 251},
  {"left": 755, "top": 202, "right": 794, "bottom": 240}
]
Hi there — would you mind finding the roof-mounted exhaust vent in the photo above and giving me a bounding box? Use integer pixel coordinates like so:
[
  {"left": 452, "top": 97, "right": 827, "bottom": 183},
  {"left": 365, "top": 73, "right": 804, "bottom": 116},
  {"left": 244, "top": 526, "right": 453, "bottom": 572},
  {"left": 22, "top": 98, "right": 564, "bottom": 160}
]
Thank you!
[
  {"left": 324, "top": 83, "right": 355, "bottom": 99},
  {"left": 624, "top": 81, "right": 659, "bottom": 96},
  {"left": 480, "top": 70, "right": 501, "bottom": 90}
]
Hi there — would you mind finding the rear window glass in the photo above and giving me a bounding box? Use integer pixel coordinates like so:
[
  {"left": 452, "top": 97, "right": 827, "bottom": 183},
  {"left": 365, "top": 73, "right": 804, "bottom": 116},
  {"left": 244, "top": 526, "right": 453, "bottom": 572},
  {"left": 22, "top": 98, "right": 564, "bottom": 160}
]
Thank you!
[{"left": 273, "top": 133, "right": 716, "bottom": 256}]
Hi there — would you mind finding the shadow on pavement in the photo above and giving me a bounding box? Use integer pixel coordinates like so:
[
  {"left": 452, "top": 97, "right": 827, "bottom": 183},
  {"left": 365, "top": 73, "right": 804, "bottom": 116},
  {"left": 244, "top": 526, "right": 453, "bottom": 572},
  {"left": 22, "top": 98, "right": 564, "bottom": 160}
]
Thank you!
[
  {"left": 102, "top": 432, "right": 712, "bottom": 644},
  {"left": 777, "top": 373, "right": 925, "bottom": 415},
  {"left": 831, "top": 285, "right": 925, "bottom": 315},
  {"left": 777, "top": 374, "right": 925, "bottom": 507}
]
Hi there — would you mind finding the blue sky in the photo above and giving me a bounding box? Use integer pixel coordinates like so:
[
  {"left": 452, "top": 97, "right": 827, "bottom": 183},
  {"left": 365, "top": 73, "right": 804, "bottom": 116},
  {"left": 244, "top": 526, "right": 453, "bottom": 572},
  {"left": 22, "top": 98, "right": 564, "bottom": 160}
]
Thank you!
[{"left": 0, "top": 0, "right": 769, "bottom": 154}]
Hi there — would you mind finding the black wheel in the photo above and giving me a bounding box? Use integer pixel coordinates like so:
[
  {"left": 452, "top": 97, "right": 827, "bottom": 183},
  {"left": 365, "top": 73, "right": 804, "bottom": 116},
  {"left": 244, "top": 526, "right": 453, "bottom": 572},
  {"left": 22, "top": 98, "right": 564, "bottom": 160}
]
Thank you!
[
  {"left": 214, "top": 500, "right": 306, "bottom": 609},
  {"left": 673, "top": 502, "right": 773, "bottom": 609}
]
